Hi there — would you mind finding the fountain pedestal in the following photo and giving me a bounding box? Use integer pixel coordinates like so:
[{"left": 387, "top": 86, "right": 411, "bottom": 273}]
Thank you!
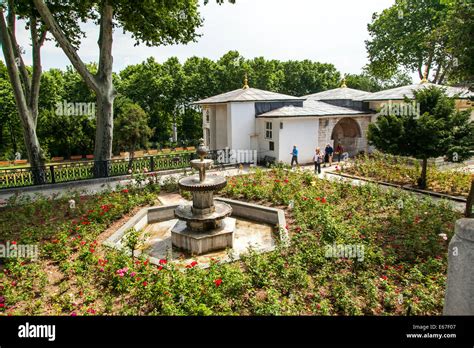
[
  {"left": 171, "top": 218, "right": 235, "bottom": 255},
  {"left": 171, "top": 141, "right": 235, "bottom": 255}
]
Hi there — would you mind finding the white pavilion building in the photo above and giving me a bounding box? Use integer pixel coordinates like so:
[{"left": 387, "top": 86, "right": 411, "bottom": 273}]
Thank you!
[{"left": 194, "top": 77, "right": 473, "bottom": 165}]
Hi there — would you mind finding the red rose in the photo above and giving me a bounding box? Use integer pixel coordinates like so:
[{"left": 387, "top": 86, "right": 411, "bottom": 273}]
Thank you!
[
  {"left": 159, "top": 259, "right": 167, "bottom": 265},
  {"left": 321, "top": 197, "right": 327, "bottom": 204},
  {"left": 214, "top": 278, "right": 223, "bottom": 287},
  {"left": 186, "top": 261, "right": 198, "bottom": 268},
  {"left": 142, "top": 281, "right": 148, "bottom": 287},
  {"left": 122, "top": 189, "right": 129, "bottom": 194}
]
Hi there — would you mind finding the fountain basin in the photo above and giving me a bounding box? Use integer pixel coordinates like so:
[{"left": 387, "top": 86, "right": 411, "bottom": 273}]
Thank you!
[
  {"left": 103, "top": 198, "right": 288, "bottom": 268},
  {"left": 178, "top": 174, "right": 227, "bottom": 192}
]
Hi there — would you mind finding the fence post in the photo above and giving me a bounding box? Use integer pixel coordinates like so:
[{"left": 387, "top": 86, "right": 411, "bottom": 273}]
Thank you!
[
  {"left": 50, "top": 165, "right": 56, "bottom": 184},
  {"left": 150, "top": 156, "right": 155, "bottom": 172}
]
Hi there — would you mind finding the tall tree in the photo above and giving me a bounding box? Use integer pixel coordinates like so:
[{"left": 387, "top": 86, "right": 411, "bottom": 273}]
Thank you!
[
  {"left": 368, "top": 86, "right": 474, "bottom": 189},
  {"left": 33, "top": 0, "right": 234, "bottom": 176},
  {"left": 0, "top": 0, "right": 48, "bottom": 182},
  {"left": 366, "top": 0, "right": 452, "bottom": 84},
  {"left": 443, "top": 0, "right": 474, "bottom": 87},
  {"left": 0, "top": 0, "right": 85, "bottom": 182}
]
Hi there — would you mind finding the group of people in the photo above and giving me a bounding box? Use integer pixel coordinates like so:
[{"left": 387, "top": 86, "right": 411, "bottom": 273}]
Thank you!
[{"left": 290, "top": 144, "right": 344, "bottom": 174}]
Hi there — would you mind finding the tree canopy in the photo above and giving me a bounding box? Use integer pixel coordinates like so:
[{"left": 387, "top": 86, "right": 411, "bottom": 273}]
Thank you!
[
  {"left": 367, "top": 86, "right": 474, "bottom": 188},
  {"left": 366, "top": 0, "right": 473, "bottom": 85}
]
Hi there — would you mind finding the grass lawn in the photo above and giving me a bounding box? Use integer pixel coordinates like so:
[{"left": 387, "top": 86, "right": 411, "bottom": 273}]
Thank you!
[{"left": 0, "top": 167, "right": 459, "bottom": 315}]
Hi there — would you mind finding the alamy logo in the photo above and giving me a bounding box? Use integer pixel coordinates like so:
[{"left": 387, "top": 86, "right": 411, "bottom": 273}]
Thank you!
[
  {"left": 216, "top": 148, "right": 257, "bottom": 165},
  {"left": 18, "top": 322, "right": 56, "bottom": 341},
  {"left": 380, "top": 100, "right": 420, "bottom": 118},
  {"left": 55, "top": 100, "right": 96, "bottom": 118},
  {"left": 325, "top": 243, "right": 365, "bottom": 262},
  {"left": 0, "top": 241, "right": 39, "bottom": 261}
]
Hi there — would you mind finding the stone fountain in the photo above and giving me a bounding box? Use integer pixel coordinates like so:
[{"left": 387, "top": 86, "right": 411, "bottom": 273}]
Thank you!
[
  {"left": 171, "top": 140, "right": 235, "bottom": 254},
  {"left": 104, "top": 140, "right": 288, "bottom": 268}
]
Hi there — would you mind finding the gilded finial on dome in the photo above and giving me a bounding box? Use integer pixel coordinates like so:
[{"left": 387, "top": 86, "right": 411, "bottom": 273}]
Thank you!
[
  {"left": 420, "top": 71, "right": 428, "bottom": 84},
  {"left": 340, "top": 77, "right": 347, "bottom": 88},
  {"left": 243, "top": 73, "right": 249, "bottom": 89}
]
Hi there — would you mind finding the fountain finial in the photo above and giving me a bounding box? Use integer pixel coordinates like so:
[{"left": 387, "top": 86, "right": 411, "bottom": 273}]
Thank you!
[{"left": 196, "top": 138, "right": 208, "bottom": 161}]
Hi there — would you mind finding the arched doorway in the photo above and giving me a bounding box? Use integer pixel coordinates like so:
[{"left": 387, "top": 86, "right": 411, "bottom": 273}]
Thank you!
[{"left": 331, "top": 118, "right": 362, "bottom": 157}]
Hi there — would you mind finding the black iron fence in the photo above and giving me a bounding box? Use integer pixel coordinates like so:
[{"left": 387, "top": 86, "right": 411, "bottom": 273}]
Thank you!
[{"left": 0, "top": 151, "right": 223, "bottom": 190}]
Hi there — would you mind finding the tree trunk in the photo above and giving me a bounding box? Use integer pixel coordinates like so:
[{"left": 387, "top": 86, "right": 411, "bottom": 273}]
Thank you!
[
  {"left": 34, "top": 0, "right": 116, "bottom": 178},
  {"left": 0, "top": 8, "right": 45, "bottom": 184},
  {"left": 93, "top": 93, "right": 114, "bottom": 177},
  {"left": 418, "top": 158, "right": 428, "bottom": 189},
  {"left": 21, "top": 116, "right": 46, "bottom": 183},
  {"left": 93, "top": 0, "right": 115, "bottom": 177}
]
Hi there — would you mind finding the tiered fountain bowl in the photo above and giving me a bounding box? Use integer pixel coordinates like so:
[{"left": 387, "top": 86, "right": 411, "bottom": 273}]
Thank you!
[{"left": 171, "top": 140, "right": 235, "bottom": 255}]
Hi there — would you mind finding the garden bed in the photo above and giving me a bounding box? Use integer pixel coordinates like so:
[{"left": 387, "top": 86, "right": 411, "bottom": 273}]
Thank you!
[
  {"left": 340, "top": 153, "right": 472, "bottom": 198},
  {"left": 329, "top": 171, "right": 467, "bottom": 203},
  {"left": 0, "top": 167, "right": 460, "bottom": 316}
]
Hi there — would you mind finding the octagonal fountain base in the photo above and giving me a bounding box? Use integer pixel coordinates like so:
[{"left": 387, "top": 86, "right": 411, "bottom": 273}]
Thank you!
[{"left": 103, "top": 198, "right": 288, "bottom": 268}]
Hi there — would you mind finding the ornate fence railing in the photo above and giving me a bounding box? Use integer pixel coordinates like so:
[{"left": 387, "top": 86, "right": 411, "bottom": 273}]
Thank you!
[{"left": 0, "top": 151, "right": 223, "bottom": 190}]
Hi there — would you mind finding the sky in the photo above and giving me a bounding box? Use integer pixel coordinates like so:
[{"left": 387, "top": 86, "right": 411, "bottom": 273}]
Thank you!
[{"left": 3, "top": 0, "right": 396, "bottom": 76}]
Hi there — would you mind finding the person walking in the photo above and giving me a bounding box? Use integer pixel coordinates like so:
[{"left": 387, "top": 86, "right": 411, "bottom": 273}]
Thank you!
[
  {"left": 313, "top": 147, "right": 323, "bottom": 174},
  {"left": 335, "top": 143, "right": 344, "bottom": 163},
  {"left": 324, "top": 143, "right": 334, "bottom": 167},
  {"left": 290, "top": 145, "right": 299, "bottom": 168}
]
